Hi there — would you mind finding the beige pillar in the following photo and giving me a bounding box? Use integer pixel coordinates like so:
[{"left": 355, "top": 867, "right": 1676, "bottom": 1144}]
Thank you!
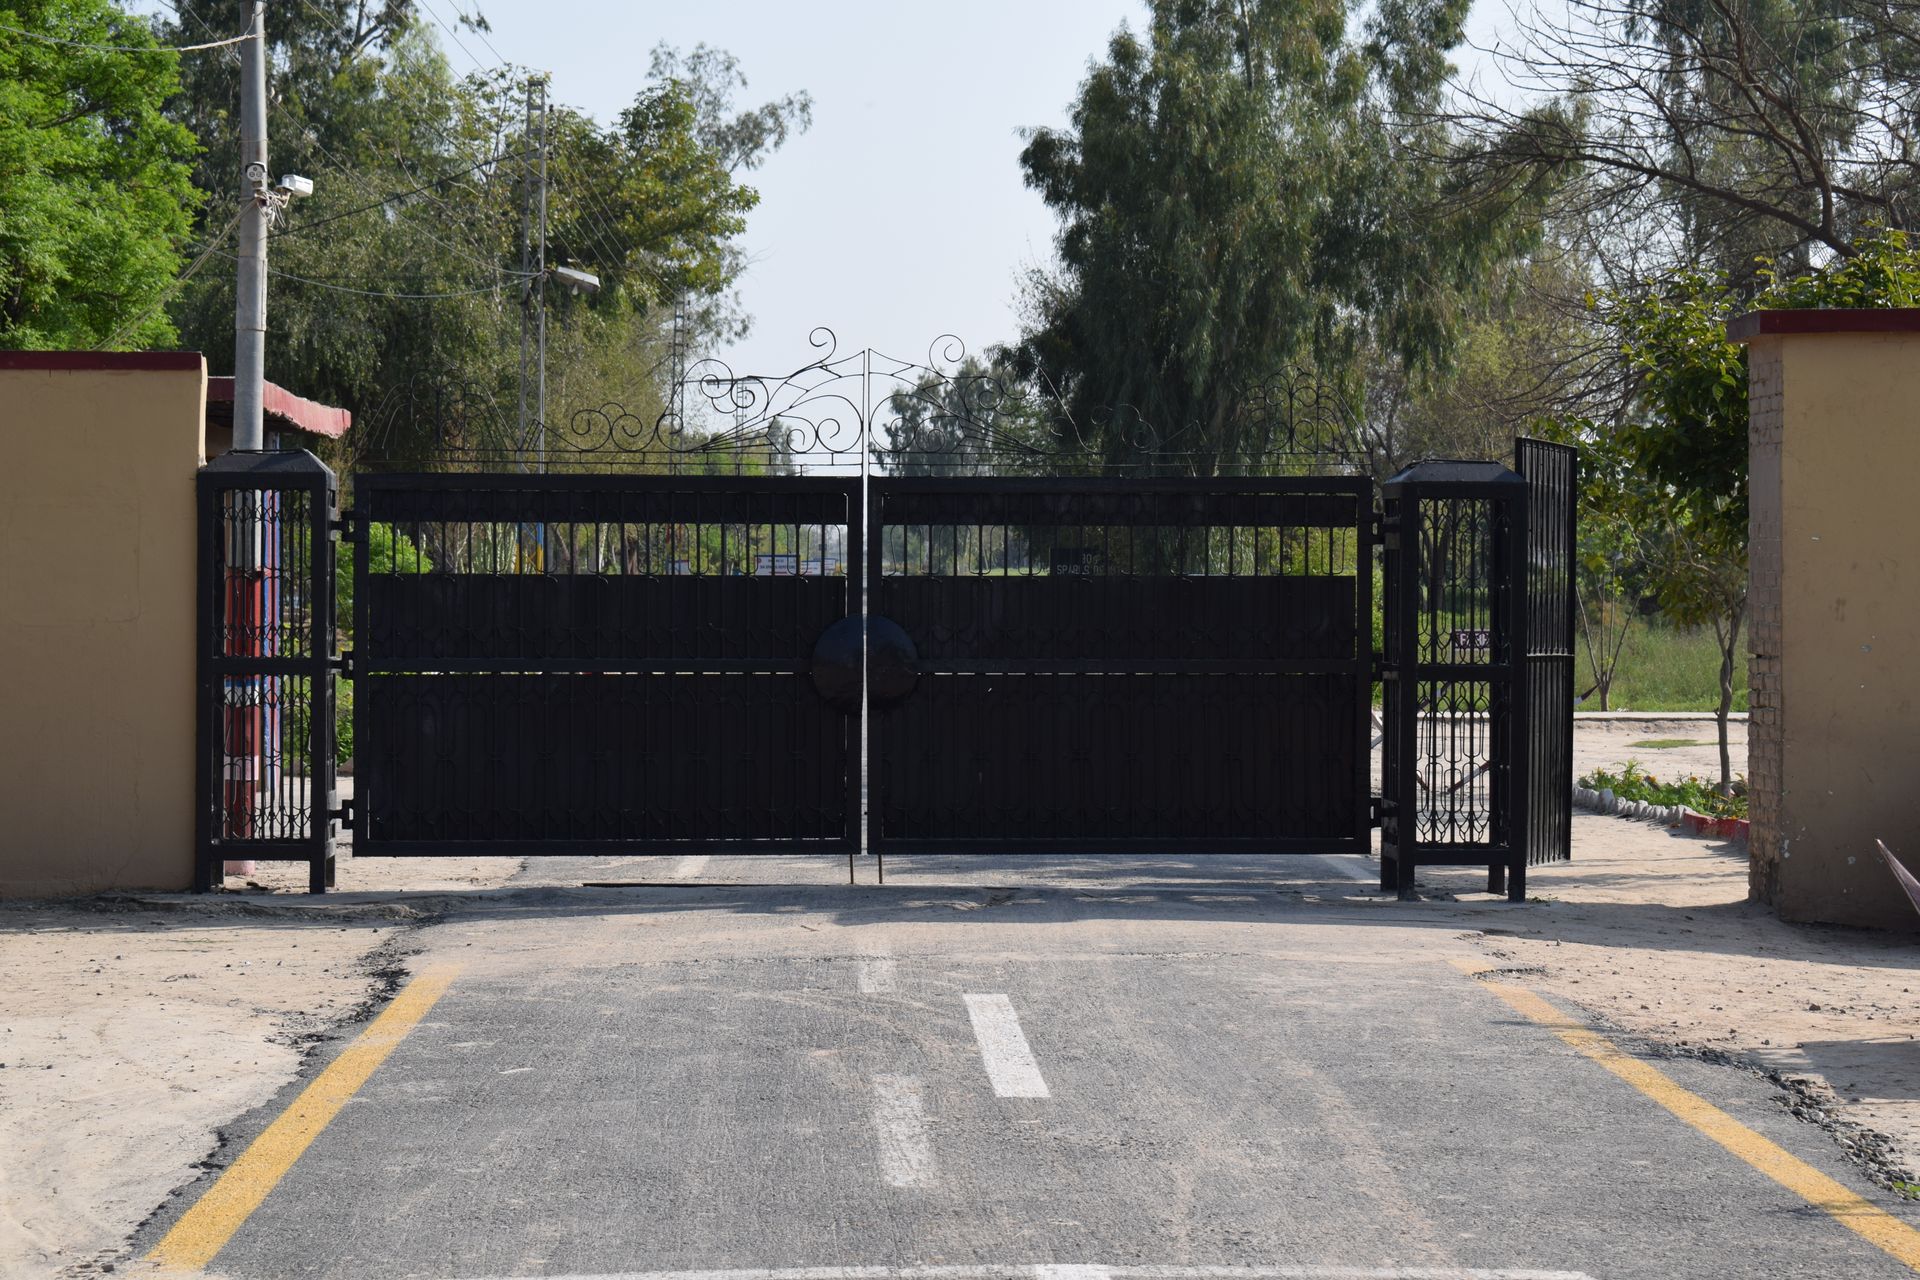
[
  {"left": 1734, "top": 311, "right": 1920, "bottom": 929},
  {"left": 0, "top": 353, "right": 207, "bottom": 896}
]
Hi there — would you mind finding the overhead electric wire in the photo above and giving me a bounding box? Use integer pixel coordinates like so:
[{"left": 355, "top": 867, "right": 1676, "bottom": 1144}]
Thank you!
[
  {"left": 264, "top": 265, "right": 508, "bottom": 299},
  {"left": 282, "top": 0, "right": 543, "bottom": 279},
  {"left": 414, "top": 0, "right": 490, "bottom": 78},
  {"left": 160, "top": 2, "right": 601, "bottom": 307},
  {"left": 0, "top": 18, "right": 252, "bottom": 53},
  {"left": 433, "top": 0, "right": 510, "bottom": 68},
  {"left": 203, "top": 249, "right": 510, "bottom": 299},
  {"left": 398, "top": 0, "right": 628, "bottom": 280},
  {"left": 270, "top": 145, "right": 531, "bottom": 248}
]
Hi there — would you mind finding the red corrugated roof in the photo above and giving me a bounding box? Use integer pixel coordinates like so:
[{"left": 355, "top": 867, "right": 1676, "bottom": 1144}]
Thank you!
[{"left": 206, "top": 377, "right": 352, "bottom": 439}]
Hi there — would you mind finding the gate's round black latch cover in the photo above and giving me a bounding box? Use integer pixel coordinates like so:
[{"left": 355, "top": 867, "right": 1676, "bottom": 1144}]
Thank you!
[{"left": 812, "top": 616, "right": 919, "bottom": 710}]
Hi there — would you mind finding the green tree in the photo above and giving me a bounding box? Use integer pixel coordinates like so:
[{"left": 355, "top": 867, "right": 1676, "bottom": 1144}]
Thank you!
[
  {"left": 1007, "top": 0, "right": 1558, "bottom": 473},
  {"left": 1572, "top": 226, "right": 1920, "bottom": 783},
  {"left": 0, "top": 1, "right": 200, "bottom": 348},
  {"left": 154, "top": 6, "right": 809, "bottom": 467},
  {"left": 881, "top": 358, "right": 1058, "bottom": 477},
  {"left": 1541, "top": 418, "right": 1652, "bottom": 712},
  {"left": 1455, "top": 0, "right": 1920, "bottom": 277}
]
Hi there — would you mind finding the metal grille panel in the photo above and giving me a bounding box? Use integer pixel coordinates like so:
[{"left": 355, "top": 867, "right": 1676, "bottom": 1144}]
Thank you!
[
  {"left": 1379, "top": 460, "right": 1529, "bottom": 898},
  {"left": 352, "top": 475, "right": 860, "bottom": 854},
  {"left": 1516, "top": 437, "right": 1577, "bottom": 864},
  {"left": 868, "top": 478, "right": 1374, "bottom": 853}
]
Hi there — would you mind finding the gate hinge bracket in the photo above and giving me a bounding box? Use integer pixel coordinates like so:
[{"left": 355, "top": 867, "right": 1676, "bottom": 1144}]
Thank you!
[
  {"left": 331, "top": 648, "right": 354, "bottom": 679},
  {"left": 1369, "top": 510, "right": 1385, "bottom": 542},
  {"left": 1372, "top": 656, "right": 1394, "bottom": 682},
  {"left": 1378, "top": 509, "right": 1400, "bottom": 551},
  {"left": 331, "top": 797, "right": 355, "bottom": 830},
  {"left": 1369, "top": 796, "right": 1386, "bottom": 828},
  {"left": 333, "top": 510, "right": 360, "bottom": 541}
]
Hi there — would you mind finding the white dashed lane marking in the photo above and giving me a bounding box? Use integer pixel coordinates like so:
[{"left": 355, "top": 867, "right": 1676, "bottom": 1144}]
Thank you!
[
  {"left": 1319, "top": 854, "right": 1380, "bottom": 883},
  {"left": 963, "top": 993, "right": 1050, "bottom": 1098},
  {"left": 857, "top": 955, "right": 898, "bottom": 994},
  {"left": 869, "top": 1074, "right": 935, "bottom": 1188},
  {"left": 672, "top": 856, "right": 710, "bottom": 879}
]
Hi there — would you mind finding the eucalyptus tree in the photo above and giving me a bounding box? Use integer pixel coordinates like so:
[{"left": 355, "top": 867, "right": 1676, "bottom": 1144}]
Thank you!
[{"left": 1005, "top": 0, "right": 1559, "bottom": 474}]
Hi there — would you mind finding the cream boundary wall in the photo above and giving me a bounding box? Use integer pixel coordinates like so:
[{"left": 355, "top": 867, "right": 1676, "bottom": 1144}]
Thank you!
[
  {"left": 0, "top": 353, "right": 206, "bottom": 896},
  {"left": 1740, "top": 315, "right": 1920, "bottom": 930}
]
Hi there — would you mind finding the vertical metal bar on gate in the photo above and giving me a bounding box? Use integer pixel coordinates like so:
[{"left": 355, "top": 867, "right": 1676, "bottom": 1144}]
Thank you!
[
  {"left": 1354, "top": 499, "right": 1376, "bottom": 855},
  {"left": 1515, "top": 438, "right": 1578, "bottom": 865},
  {"left": 195, "top": 451, "right": 338, "bottom": 892},
  {"left": 1377, "top": 460, "right": 1530, "bottom": 901}
]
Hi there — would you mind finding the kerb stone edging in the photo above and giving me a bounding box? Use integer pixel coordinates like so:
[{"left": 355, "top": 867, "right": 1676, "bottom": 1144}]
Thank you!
[{"left": 1570, "top": 783, "right": 1751, "bottom": 847}]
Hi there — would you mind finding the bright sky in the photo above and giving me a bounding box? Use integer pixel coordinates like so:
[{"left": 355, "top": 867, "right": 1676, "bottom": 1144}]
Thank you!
[{"left": 451, "top": 0, "right": 1142, "bottom": 381}]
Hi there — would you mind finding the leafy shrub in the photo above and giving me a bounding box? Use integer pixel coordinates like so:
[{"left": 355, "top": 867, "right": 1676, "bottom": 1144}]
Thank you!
[
  {"left": 335, "top": 678, "right": 354, "bottom": 767},
  {"left": 1579, "top": 760, "right": 1747, "bottom": 819}
]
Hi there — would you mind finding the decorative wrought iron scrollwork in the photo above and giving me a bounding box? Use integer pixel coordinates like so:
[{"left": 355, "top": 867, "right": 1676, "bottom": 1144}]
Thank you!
[{"left": 350, "top": 328, "right": 1367, "bottom": 474}]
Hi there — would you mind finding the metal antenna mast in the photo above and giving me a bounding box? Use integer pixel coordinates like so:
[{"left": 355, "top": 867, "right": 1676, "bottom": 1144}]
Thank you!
[{"left": 516, "top": 73, "right": 550, "bottom": 464}]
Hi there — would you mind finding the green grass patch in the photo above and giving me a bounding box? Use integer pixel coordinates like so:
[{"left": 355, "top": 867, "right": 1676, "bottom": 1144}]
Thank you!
[
  {"left": 1578, "top": 624, "right": 1749, "bottom": 713},
  {"left": 1630, "top": 738, "right": 1709, "bottom": 749},
  {"left": 1580, "top": 761, "right": 1748, "bottom": 819}
]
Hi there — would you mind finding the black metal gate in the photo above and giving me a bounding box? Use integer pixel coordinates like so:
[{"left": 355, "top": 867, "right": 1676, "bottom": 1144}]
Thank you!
[
  {"left": 349, "top": 474, "right": 861, "bottom": 855},
  {"left": 1516, "top": 438, "right": 1578, "bottom": 866},
  {"left": 868, "top": 478, "right": 1374, "bottom": 853},
  {"left": 193, "top": 340, "right": 1578, "bottom": 895}
]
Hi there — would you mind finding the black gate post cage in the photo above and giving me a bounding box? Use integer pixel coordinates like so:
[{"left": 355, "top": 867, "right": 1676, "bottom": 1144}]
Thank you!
[
  {"left": 1379, "top": 460, "right": 1531, "bottom": 901},
  {"left": 194, "top": 451, "right": 340, "bottom": 893}
]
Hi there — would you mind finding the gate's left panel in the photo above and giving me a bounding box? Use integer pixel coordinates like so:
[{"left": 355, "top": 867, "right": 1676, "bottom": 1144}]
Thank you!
[
  {"left": 196, "top": 452, "right": 339, "bottom": 892},
  {"left": 351, "top": 475, "right": 859, "bottom": 855}
]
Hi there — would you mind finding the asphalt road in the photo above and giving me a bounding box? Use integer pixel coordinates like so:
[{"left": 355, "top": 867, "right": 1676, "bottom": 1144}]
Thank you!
[{"left": 137, "top": 854, "right": 1920, "bottom": 1279}]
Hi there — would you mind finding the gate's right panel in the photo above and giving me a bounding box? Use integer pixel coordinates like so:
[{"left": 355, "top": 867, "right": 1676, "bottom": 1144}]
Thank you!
[
  {"left": 1516, "top": 437, "right": 1578, "bottom": 864},
  {"left": 868, "top": 478, "right": 1374, "bottom": 855}
]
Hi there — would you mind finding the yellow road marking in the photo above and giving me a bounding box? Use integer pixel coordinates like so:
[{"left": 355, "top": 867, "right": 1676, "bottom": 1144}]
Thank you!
[
  {"left": 1451, "top": 957, "right": 1920, "bottom": 1272},
  {"left": 146, "top": 965, "right": 459, "bottom": 1272}
]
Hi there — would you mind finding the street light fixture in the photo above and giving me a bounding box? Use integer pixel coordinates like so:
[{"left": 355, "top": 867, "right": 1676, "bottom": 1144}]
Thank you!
[{"left": 551, "top": 265, "right": 600, "bottom": 295}]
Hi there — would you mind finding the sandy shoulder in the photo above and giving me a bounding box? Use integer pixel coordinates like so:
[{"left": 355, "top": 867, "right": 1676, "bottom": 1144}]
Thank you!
[
  {"left": 0, "top": 899, "right": 410, "bottom": 1278},
  {"left": 1427, "top": 809, "right": 1920, "bottom": 1186}
]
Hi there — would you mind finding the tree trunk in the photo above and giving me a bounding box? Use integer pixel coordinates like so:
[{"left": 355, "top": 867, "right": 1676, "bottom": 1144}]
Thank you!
[{"left": 1715, "top": 599, "right": 1747, "bottom": 791}]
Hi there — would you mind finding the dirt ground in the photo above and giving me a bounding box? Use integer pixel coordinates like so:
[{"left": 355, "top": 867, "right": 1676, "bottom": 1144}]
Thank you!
[
  {"left": 1571, "top": 712, "right": 1749, "bottom": 790},
  {"left": 0, "top": 899, "right": 418, "bottom": 1277},
  {"left": 12, "top": 711, "right": 1918, "bottom": 1277}
]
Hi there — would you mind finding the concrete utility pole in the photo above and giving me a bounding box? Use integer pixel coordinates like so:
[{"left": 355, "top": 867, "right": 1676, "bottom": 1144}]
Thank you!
[
  {"left": 516, "top": 74, "right": 550, "bottom": 467},
  {"left": 232, "top": 0, "right": 269, "bottom": 451}
]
